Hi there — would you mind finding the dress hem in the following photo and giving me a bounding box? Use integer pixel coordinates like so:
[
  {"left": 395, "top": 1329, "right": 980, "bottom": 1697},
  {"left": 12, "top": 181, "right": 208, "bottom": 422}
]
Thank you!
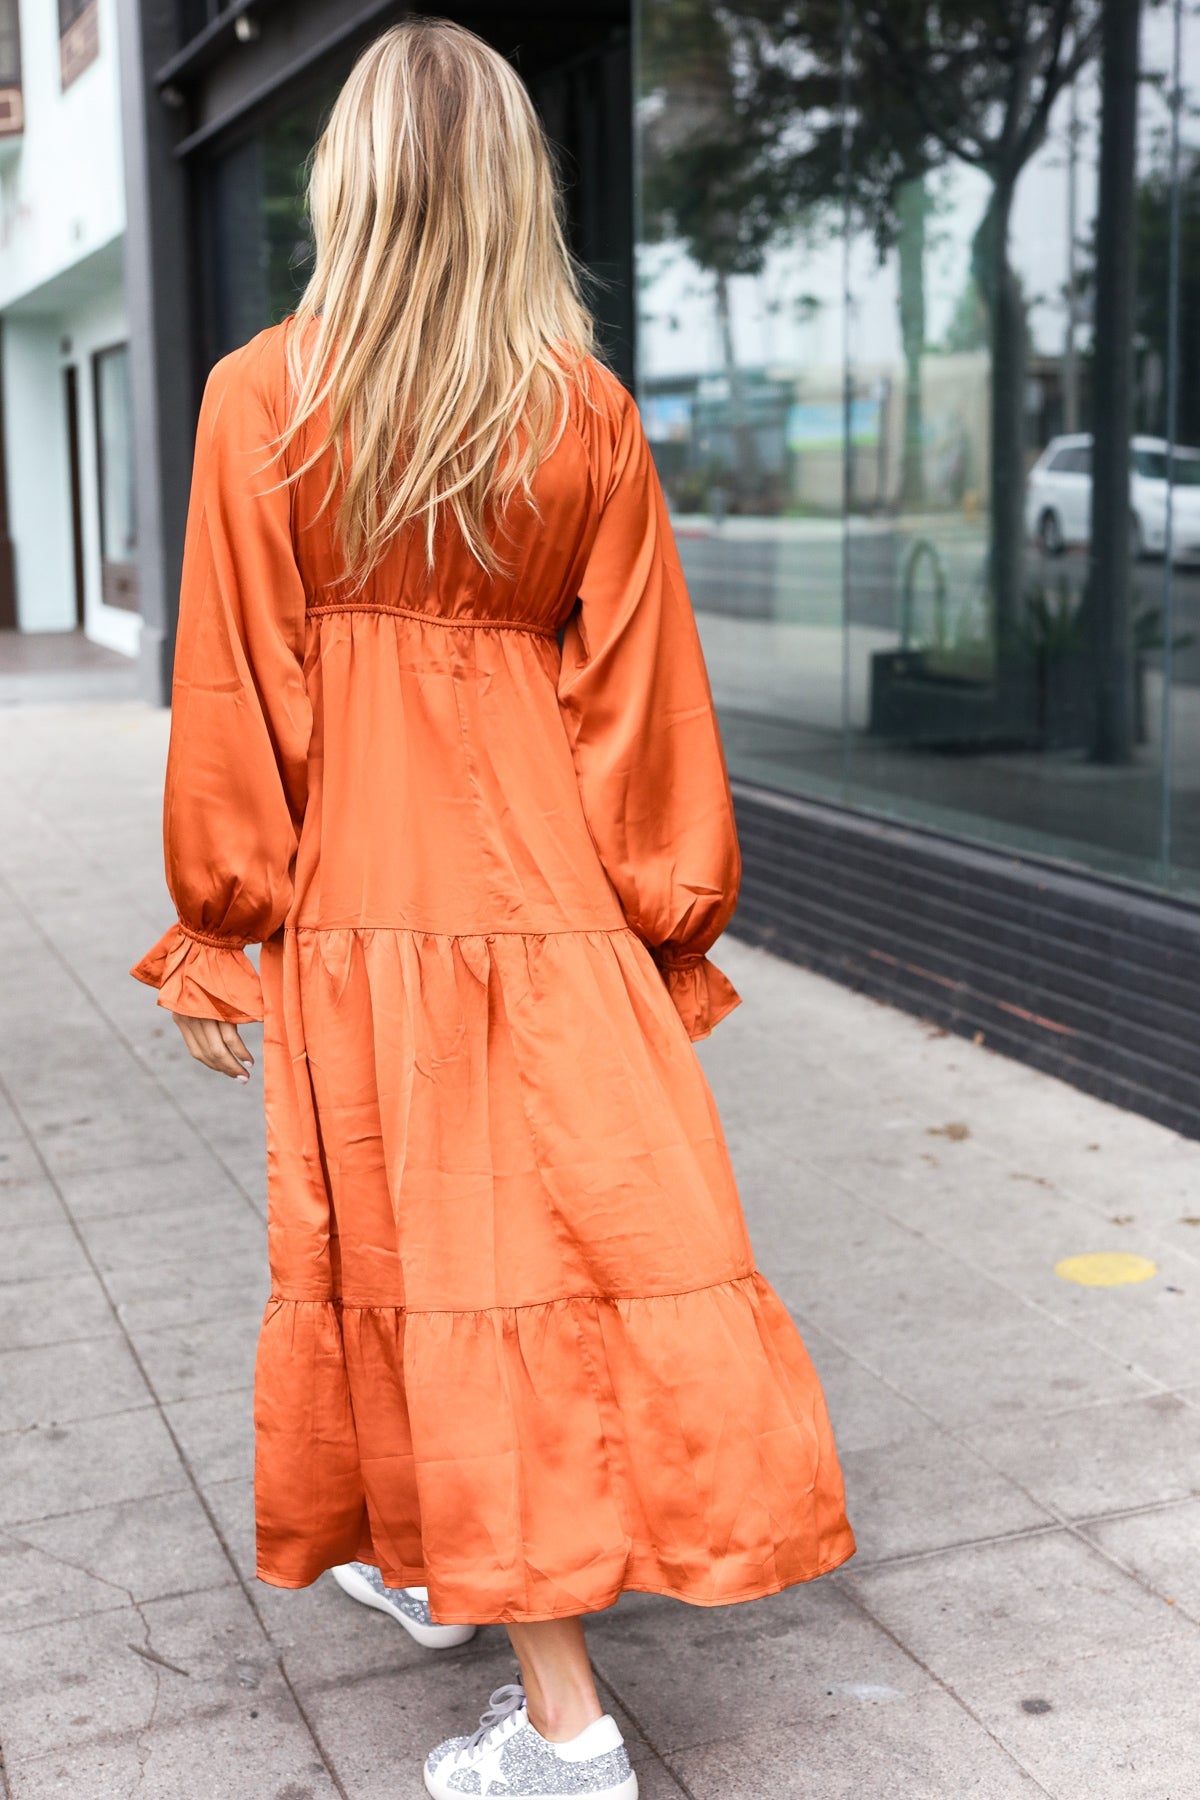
[
  {"left": 253, "top": 1532, "right": 858, "bottom": 1623},
  {"left": 252, "top": 1274, "right": 856, "bottom": 1624}
]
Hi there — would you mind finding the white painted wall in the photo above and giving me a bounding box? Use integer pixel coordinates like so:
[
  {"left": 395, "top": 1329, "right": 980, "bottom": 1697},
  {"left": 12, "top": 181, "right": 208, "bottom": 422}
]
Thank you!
[
  {"left": 2, "top": 318, "right": 74, "bottom": 631},
  {"left": 0, "top": 0, "right": 133, "bottom": 648},
  {"left": 0, "top": 0, "right": 125, "bottom": 310},
  {"left": 68, "top": 273, "right": 138, "bottom": 656}
]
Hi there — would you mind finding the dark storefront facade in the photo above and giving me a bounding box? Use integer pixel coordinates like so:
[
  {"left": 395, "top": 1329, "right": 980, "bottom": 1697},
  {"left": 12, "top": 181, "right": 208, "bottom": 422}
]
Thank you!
[{"left": 119, "top": 0, "right": 1200, "bottom": 1135}]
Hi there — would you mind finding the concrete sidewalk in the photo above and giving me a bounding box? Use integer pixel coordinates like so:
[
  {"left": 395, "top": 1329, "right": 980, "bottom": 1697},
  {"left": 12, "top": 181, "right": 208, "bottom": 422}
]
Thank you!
[{"left": 1, "top": 696, "right": 1198, "bottom": 1800}]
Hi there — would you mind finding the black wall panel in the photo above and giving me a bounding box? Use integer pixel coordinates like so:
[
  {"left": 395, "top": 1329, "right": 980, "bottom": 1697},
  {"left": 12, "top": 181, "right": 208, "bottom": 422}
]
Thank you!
[{"left": 730, "top": 783, "right": 1200, "bottom": 1141}]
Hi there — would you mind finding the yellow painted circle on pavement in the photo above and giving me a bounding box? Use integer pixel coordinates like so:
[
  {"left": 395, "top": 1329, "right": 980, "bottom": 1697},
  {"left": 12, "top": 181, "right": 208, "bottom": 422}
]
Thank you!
[{"left": 1054, "top": 1252, "right": 1158, "bottom": 1287}]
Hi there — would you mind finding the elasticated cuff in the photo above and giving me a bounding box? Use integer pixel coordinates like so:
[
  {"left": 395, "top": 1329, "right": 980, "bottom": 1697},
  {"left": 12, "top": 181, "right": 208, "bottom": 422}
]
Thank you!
[
  {"left": 130, "top": 921, "right": 263, "bottom": 1023},
  {"left": 655, "top": 948, "right": 742, "bottom": 1041}
]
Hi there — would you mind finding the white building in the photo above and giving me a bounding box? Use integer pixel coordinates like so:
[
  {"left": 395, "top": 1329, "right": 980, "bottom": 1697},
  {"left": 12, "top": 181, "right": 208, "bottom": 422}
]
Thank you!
[{"left": 0, "top": 0, "right": 134, "bottom": 656}]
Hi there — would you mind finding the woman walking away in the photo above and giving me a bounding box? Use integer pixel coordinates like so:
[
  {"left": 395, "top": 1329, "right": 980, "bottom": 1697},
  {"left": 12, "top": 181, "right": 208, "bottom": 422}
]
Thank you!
[{"left": 132, "top": 19, "right": 854, "bottom": 1798}]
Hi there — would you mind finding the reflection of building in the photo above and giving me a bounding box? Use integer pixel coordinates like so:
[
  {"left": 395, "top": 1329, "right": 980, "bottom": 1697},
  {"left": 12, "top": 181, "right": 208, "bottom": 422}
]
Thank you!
[
  {"left": 0, "top": 0, "right": 133, "bottom": 651},
  {"left": 647, "top": 353, "right": 992, "bottom": 519},
  {"left": 14, "top": 0, "right": 1198, "bottom": 1134}
]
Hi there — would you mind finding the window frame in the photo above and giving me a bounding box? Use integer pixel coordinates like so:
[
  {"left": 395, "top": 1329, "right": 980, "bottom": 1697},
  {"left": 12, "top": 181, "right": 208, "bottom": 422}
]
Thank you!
[{"left": 91, "top": 339, "right": 139, "bottom": 614}]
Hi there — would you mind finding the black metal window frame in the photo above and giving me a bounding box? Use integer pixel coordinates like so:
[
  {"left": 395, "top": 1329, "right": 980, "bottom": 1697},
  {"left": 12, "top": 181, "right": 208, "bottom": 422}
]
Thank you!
[{"left": 176, "top": 1, "right": 243, "bottom": 46}]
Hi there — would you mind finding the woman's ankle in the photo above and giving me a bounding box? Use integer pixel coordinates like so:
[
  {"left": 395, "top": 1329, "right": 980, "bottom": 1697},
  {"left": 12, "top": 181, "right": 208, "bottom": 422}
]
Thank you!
[
  {"left": 506, "top": 1613, "right": 604, "bottom": 1744},
  {"left": 524, "top": 1686, "right": 605, "bottom": 1745}
]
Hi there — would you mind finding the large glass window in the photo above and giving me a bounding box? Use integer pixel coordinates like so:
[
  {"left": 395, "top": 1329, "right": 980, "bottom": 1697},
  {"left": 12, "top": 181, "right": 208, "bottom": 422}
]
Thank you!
[
  {"left": 637, "top": 0, "right": 1200, "bottom": 899},
  {"left": 205, "top": 84, "right": 343, "bottom": 363},
  {"left": 93, "top": 343, "right": 138, "bottom": 611}
]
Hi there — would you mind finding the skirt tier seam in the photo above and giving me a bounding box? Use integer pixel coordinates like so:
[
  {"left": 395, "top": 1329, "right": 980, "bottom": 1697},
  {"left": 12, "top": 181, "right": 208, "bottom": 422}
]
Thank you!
[{"left": 265, "top": 1268, "right": 761, "bottom": 1314}]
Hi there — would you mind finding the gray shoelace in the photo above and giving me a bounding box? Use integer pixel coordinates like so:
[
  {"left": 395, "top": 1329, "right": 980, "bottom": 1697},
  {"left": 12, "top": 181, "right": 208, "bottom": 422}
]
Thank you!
[{"left": 465, "top": 1683, "right": 527, "bottom": 1752}]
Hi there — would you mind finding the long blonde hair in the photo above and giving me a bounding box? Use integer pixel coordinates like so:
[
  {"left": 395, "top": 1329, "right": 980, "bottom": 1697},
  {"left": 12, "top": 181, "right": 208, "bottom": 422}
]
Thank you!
[{"left": 284, "top": 17, "right": 595, "bottom": 576}]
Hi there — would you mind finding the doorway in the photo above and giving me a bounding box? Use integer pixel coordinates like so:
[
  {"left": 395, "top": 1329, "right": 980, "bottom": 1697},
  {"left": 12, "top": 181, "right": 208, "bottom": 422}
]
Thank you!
[{"left": 64, "top": 364, "right": 85, "bottom": 629}]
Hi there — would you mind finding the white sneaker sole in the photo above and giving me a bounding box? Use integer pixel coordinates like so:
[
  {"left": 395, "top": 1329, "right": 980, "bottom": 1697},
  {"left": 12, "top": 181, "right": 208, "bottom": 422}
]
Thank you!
[
  {"left": 424, "top": 1763, "right": 637, "bottom": 1800},
  {"left": 330, "top": 1564, "right": 477, "bottom": 1649}
]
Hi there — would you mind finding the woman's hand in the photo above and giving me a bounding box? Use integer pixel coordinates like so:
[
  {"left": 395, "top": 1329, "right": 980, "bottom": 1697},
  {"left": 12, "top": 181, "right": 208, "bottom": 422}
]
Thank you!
[{"left": 172, "top": 1014, "right": 255, "bottom": 1082}]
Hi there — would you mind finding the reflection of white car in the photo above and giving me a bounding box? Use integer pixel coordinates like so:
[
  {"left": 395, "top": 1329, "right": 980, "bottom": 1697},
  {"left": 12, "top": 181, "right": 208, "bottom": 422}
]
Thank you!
[{"left": 1025, "top": 433, "right": 1200, "bottom": 562}]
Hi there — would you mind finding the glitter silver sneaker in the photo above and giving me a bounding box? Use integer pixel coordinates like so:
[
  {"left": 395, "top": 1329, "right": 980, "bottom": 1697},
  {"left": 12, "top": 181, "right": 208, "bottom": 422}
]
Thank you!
[
  {"left": 424, "top": 1683, "right": 637, "bottom": 1799},
  {"left": 330, "top": 1562, "right": 477, "bottom": 1649}
]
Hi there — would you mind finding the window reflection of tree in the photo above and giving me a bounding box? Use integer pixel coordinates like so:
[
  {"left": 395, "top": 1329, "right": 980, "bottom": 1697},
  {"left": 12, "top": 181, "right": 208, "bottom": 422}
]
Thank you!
[
  {"left": 645, "top": 2, "right": 1102, "bottom": 615},
  {"left": 639, "top": 3, "right": 1177, "bottom": 769}
]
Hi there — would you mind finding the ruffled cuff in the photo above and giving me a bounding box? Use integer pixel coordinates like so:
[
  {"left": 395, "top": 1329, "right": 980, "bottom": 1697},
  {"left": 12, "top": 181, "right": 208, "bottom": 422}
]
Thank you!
[
  {"left": 130, "top": 922, "right": 264, "bottom": 1024},
  {"left": 654, "top": 948, "right": 742, "bottom": 1041}
]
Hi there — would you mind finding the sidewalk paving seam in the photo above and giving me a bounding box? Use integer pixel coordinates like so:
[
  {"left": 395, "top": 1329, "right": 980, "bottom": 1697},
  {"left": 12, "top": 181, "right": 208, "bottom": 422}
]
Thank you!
[
  {"left": 0, "top": 1575, "right": 242, "bottom": 1640},
  {"left": 794, "top": 1158, "right": 1179, "bottom": 1397},
  {"left": 1071, "top": 1489, "right": 1200, "bottom": 1525},
  {"left": 0, "top": 1484, "right": 193, "bottom": 1531},
  {"left": 592, "top": 1670, "right": 695, "bottom": 1800},
  {"left": 0, "top": 864, "right": 271, "bottom": 1233},
  {"left": 790, "top": 1297, "right": 1140, "bottom": 1463},
  {"left": 0, "top": 1063, "right": 353, "bottom": 1800},
  {"left": 838, "top": 1520, "right": 1066, "bottom": 1572},
  {"left": 1070, "top": 1541, "right": 1200, "bottom": 1631},
  {"left": 0, "top": 1400, "right": 159, "bottom": 1440},
  {"left": 804, "top": 1306, "right": 1200, "bottom": 1635},
  {"left": 658, "top": 1758, "right": 702, "bottom": 1800},
  {"left": 11, "top": 1698, "right": 294, "bottom": 1770},
  {"left": 834, "top": 1581, "right": 1061, "bottom": 1798},
  {"left": 1, "top": 1516, "right": 239, "bottom": 1615},
  {"left": 0, "top": 1329, "right": 133, "bottom": 1356},
  {"left": 840, "top": 1487, "right": 1200, "bottom": 1575},
  {"left": 791, "top": 1025, "right": 1197, "bottom": 1226}
]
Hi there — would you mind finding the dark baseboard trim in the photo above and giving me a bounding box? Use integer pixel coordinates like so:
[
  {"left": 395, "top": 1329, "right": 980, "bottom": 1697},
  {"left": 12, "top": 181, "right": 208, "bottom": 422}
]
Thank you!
[{"left": 728, "top": 782, "right": 1200, "bottom": 1142}]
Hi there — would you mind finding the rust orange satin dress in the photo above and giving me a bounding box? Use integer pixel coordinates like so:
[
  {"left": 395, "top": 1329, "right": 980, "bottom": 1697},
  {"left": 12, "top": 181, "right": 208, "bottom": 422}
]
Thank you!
[{"left": 132, "top": 322, "right": 855, "bottom": 1622}]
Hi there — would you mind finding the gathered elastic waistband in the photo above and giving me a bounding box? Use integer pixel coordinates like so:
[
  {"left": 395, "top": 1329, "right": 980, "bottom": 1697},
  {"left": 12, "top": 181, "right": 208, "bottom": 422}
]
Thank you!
[{"left": 306, "top": 601, "right": 559, "bottom": 637}]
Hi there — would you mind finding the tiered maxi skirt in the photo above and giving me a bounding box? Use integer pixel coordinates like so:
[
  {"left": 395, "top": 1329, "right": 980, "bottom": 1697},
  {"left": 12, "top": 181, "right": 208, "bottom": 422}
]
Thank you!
[{"left": 244, "top": 920, "right": 855, "bottom": 1622}]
